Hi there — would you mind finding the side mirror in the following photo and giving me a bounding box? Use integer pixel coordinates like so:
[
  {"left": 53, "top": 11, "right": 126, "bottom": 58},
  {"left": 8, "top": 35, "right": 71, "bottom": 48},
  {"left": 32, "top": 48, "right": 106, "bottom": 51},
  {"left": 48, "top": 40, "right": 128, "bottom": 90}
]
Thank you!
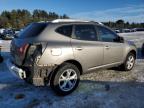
[
  {"left": 119, "top": 36, "right": 124, "bottom": 43},
  {"left": 115, "top": 36, "right": 124, "bottom": 43}
]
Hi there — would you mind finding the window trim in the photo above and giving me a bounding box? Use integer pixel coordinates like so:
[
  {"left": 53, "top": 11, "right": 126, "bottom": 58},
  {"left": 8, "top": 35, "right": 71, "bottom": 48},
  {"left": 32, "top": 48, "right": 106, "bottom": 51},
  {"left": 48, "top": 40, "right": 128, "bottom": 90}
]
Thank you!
[{"left": 72, "top": 24, "right": 98, "bottom": 41}]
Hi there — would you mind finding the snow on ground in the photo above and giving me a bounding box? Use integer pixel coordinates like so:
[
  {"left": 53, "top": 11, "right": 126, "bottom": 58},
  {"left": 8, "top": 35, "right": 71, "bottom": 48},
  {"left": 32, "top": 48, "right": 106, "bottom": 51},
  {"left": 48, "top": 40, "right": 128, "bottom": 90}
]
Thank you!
[{"left": 0, "top": 32, "right": 144, "bottom": 108}]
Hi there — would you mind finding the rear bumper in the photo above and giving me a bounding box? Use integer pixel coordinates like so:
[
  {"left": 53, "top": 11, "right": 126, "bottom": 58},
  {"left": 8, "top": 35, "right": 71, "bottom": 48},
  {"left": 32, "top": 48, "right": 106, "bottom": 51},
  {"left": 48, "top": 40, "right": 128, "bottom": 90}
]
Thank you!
[{"left": 6, "top": 59, "right": 26, "bottom": 79}]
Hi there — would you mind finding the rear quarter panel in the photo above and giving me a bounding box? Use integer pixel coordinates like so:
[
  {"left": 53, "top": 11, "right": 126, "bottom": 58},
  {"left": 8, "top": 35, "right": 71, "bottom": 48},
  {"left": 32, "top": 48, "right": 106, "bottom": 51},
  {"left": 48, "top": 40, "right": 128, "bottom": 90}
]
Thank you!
[
  {"left": 38, "top": 24, "right": 75, "bottom": 66},
  {"left": 38, "top": 42, "right": 74, "bottom": 66}
]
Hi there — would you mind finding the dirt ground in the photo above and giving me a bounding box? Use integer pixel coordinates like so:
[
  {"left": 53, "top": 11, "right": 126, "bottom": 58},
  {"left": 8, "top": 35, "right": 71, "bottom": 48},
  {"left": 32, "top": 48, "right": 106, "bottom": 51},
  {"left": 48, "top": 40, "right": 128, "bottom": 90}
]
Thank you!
[{"left": 0, "top": 32, "right": 144, "bottom": 108}]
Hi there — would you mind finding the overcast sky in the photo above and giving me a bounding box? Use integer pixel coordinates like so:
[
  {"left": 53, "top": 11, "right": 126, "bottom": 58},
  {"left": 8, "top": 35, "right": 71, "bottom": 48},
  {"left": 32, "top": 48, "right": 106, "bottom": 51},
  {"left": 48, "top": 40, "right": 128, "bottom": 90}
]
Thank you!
[{"left": 0, "top": 0, "right": 143, "bottom": 23}]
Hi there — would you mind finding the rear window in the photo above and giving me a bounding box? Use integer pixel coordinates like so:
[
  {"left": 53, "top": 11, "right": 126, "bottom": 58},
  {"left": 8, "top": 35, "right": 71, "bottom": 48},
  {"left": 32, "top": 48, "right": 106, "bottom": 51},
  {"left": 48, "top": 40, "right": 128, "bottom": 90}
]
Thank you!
[
  {"left": 19, "top": 23, "right": 48, "bottom": 38},
  {"left": 56, "top": 25, "right": 72, "bottom": 37}
]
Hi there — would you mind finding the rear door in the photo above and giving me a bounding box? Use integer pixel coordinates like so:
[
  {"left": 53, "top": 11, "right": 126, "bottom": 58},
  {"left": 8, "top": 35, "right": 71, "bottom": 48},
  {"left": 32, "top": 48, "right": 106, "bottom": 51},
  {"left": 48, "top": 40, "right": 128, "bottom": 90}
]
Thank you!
[
  {"left": 96, "top": 25, "right": 124, "bottom": 65},
  {"left": 71, "top": 24, "right": 104, "bottom": 72}
]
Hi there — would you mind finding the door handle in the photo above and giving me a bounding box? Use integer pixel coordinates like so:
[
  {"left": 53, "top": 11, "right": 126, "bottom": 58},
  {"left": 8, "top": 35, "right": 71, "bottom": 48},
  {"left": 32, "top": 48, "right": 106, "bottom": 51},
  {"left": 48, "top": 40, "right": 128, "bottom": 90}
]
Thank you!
[
  {"left": 75, "top": 47, "right": 83, "bottom": 50},
  {"left": 105, "top": 46, "right": 110, "bottom": 49}
]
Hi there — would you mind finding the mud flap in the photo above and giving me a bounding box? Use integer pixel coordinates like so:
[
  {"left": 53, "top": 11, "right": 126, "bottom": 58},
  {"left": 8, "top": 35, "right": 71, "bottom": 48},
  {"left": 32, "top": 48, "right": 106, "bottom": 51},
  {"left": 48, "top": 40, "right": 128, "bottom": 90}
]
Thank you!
[
  {"left": 32, "top": 77, "right": 45, "bottom": 86},
  {"left": 30, "top": 65, "right": 55, "bottom": 86}
]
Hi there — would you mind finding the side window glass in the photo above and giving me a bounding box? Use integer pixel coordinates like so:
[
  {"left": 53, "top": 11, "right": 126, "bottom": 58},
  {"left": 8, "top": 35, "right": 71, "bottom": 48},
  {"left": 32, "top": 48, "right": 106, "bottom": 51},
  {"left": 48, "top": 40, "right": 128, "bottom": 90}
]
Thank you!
[
  {"left": 56, "top": 25, "right": 72, "bottom": 37},
  {"left": 97, "top": 26, "right": 117, "bottom": 42},
  {"left": 74, "top": 25, "right": 97, "bottom": 41}
]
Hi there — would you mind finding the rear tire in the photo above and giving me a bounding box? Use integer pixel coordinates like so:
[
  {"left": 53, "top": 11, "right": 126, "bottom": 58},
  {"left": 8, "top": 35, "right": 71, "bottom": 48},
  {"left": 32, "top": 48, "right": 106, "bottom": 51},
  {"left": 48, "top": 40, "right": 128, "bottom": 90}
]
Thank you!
[
  {"left": 120, "top": 53, "right": 135, "bottom": 71},
  {"left": 50, "top": 63, "right": 80, "bottom": 96}
]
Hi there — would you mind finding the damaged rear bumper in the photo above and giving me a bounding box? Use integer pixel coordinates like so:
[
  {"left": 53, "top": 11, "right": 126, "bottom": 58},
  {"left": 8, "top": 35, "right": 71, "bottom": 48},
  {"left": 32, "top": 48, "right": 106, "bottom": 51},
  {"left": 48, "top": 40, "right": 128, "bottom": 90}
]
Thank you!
[{"left": 6, "top": 59, "right": 26, "bottom": 79}]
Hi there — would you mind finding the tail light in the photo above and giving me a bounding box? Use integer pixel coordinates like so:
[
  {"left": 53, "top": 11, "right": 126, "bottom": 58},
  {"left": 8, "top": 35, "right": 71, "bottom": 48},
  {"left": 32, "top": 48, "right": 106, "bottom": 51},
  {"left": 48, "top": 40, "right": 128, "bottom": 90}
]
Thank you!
[{"left": 18, "top": 44, "right": 29, "bottom": 55}]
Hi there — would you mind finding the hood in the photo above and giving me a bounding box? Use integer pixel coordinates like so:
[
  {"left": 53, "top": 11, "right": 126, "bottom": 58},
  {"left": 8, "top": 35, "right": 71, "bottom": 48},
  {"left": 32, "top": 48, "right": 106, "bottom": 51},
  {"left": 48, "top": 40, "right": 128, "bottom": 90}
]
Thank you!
[{"left": 126, "top": 40, "right": 136, "bottom": 47}]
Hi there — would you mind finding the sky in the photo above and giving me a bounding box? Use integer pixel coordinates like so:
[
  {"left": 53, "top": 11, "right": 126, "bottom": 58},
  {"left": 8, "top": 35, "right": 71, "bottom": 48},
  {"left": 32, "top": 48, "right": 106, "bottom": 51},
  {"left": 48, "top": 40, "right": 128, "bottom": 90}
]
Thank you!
[{"left": 0, "top": 0, "right": 144, "bottom": 23}]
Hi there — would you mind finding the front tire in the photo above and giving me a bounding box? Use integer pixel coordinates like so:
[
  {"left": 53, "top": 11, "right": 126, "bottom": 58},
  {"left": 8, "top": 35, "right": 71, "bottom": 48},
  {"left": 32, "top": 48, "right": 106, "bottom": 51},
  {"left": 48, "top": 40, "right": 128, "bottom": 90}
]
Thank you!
[
  {"left": 120, "top": 53, "right": 136, "bottom": 71},
  {"left": 50, "top": 63, "right": 80, "bottom": 96}
]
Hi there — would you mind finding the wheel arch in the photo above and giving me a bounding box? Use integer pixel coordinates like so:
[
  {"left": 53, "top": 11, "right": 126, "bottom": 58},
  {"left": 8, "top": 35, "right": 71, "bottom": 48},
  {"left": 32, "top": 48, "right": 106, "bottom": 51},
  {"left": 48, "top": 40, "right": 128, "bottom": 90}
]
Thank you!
[
  {"left": 47, "top": 59, "right": 83, "bottom": 85},
  {"left": 129, "top": 50, "right": 136, "bottom": 59},
  {"left": 63, "top": 59, "right": 83, "bottom": 75}
]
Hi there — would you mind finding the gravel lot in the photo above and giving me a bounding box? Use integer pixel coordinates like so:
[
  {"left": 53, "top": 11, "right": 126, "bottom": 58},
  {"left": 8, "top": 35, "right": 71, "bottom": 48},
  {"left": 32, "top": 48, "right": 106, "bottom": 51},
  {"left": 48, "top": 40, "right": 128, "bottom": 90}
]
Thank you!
[{"left": 0, "top": 32, "right": 144, "bottom": 108}]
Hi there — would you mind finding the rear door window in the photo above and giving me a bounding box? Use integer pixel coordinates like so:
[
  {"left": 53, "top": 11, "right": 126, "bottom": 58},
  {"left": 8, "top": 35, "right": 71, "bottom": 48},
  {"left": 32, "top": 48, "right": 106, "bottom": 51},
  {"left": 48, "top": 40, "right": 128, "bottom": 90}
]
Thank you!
[
  {"left": 74, "top": 25, "right": 97, "bottom": 41},
  {"left": 19, "top": 23, "right": 48, "bottom": 38}
]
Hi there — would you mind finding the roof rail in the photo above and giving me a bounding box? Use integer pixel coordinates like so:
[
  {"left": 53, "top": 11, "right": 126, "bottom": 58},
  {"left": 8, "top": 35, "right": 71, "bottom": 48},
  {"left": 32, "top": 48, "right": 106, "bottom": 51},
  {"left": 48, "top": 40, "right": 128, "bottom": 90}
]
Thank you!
[
  {"left": 38, "top": 19, "right": 104, "bottom": 25},
  {"left": 97, "top": 22, "right": 104, "bottom": 25},
  {"left": 90, "top": 21, "right": 104, "bottom": 25},
  {"left": 52, "top": 19, "right": 90, "bottom": 23}
]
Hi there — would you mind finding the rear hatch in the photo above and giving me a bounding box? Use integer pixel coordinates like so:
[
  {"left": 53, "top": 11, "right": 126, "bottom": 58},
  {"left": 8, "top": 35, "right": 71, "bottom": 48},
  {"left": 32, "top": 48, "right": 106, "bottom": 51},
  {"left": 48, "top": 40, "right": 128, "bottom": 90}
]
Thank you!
[{"left": 10, "top": 22, "right": 48, "bottom": 66}]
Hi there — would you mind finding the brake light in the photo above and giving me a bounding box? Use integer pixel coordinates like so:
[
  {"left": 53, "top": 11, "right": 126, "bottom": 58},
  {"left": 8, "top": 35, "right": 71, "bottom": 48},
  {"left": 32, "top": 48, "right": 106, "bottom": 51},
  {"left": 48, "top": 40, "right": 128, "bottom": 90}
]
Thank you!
[{"left": 19, "top": 44, "right": 29, "bottom": 55}]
